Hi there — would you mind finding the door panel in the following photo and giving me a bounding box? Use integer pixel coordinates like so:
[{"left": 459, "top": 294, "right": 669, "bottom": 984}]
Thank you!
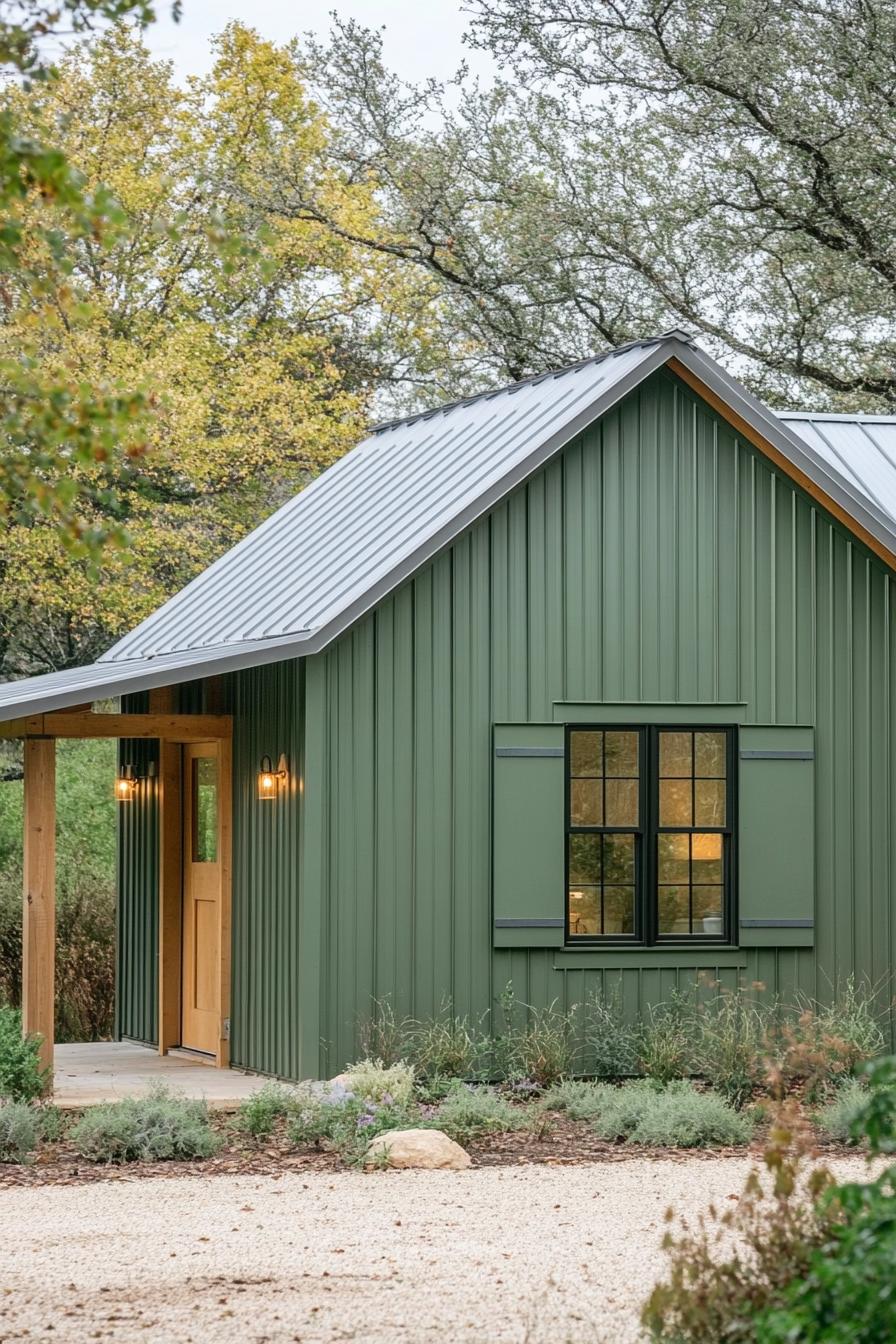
[{"left": 181, "top": 743, "right": 220, "bottom": 1054}]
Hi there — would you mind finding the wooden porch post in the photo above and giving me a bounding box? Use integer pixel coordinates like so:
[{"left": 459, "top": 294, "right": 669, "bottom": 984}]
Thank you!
[{"left": 22, "top": 737, "right": 56, "bottom": 1081}]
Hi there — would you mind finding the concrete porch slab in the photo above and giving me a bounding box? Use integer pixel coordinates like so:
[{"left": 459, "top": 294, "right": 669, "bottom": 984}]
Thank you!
[{"left": 53, "top": 1041, "right": 274, "bottom": 1109}]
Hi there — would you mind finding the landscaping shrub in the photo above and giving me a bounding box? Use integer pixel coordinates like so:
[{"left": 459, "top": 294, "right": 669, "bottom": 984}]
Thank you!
[
  {"left": 235, "top": 1084, "right": 296, "bottom": 1138},
  {"left": 432, "top": 1082, "right": 529, "bottom": 1143},
  {"left": 287, "top": 1081, "right": 412, "bottom": 1164},
  {"left": 491, "top": 985, "right": 578, "bottom": 1087},
  {"left": 583, "top": 987, "right": 641, "bottom": 1078},
  {"left": 691, "top": 986, "right": 768, "bottom": 1108},
  {"left": 70, "top": 1087, "right": 220, "bottom": 1163},
  {"left": 547, "top": 1078, "right": 751, "bottom": 1146},
  {"left": 767, "top": 979, "right": 886, "bottom": 1099},
  {"left": 638, "top": 996, "right": 693, "bottom": 1085},
  {"left": 817, "top": 1079, "right": 869, "bottom": 1143},
  {"left": 0, "top": 1005, "right": 47, "bottom": 1102},
  {"left": 0, "top": 1098, "right": 38, "bottom": 1162},
  {"left": 340, "top": 1059, "right": 415, "bottom": 1107},
  {"left": 644, "top": 1060, "right": 896, "bottom": 1343},
  {"left": 405, "top": 1004, "right": 485, "bottom": 1081},
  {"left": 356, "top": 998, "right": 407, "bottom": 1068},
  {"left": 542, "top": 1079, "right": 614, "bottom": 1122}
]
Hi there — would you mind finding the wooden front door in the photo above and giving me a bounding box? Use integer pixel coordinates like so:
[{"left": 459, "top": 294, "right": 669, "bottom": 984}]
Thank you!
[{"left": 181, "top": 742, "right": 221, "bottom": 1055}]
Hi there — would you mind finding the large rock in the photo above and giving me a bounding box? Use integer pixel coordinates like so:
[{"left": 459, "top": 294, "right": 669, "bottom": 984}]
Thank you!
[{"left": 366, "top": 1128, "right": 471, "bottom": 1170}]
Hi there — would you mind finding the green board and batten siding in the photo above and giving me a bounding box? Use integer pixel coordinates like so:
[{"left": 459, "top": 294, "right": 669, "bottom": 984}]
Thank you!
[{"left": 118, "top": 367, "right": 896, "bottom": 1078}]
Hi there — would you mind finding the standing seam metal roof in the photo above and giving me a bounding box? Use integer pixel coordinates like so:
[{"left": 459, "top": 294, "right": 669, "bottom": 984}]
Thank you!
[{"left": 2, "top": 330, "right": 896, "bottom": 721}]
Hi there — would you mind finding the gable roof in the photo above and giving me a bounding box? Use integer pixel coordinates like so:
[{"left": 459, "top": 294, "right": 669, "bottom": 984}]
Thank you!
[
  {"left": 2, "top": 329, "right": 896, "bottom": 721},
  {"left": 778, "top": 412, "right": 896, "bottom": 528}
]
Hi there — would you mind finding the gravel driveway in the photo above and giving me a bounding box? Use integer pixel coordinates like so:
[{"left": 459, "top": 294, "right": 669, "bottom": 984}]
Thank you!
[{"left": 1, "top": 1156, "right": 871, "bottom": 1343}]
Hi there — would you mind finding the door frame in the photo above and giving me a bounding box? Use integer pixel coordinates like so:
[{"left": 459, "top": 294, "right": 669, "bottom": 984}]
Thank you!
[{"left": 157, "top": 733, "right": 232, "bottom": 1067}]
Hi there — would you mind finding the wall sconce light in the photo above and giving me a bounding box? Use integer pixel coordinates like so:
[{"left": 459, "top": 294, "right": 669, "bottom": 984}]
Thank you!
[
  {"left": 258, "top": 753, "right": 289, "bottom": 800},
  {"left": 115, "top": 763, "right": 138, "bottom": 802}
]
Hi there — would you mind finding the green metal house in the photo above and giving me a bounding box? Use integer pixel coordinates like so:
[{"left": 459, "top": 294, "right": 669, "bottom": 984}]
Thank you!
[{"left": 3, "top": 329, "right": 896, "bottom": 1080}]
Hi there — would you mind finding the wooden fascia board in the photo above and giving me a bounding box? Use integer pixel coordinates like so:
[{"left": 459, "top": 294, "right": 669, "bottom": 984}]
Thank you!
[
  {"left": 667, "top": 356, "right": 896, "bottom": 573},
  {"left": 0, "top": 712, "right": 232, "bottom": 740}
]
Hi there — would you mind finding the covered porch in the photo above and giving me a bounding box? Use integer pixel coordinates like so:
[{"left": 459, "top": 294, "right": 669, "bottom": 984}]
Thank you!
[
  {"left": 1, "top": 685, "right": 236, "bottom": 1089},
  {"left": 52, "top": 1041, "right": 271, "bottom": 1109}
]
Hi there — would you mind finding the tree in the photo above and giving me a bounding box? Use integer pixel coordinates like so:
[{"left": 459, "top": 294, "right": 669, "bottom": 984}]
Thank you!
[
  {"left": 0, "top": 2, "right": 184, "bottom": 548},
  {"left": 0, "top": 23, "right": 436, "bottom": 675},
  {"left": 304, "top": 3, "right": 896, "bottom": 409}
]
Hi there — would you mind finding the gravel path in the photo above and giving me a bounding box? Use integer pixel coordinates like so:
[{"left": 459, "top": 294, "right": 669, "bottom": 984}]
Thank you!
[{"left": 1, "top": 1156, "right": 872, "bottom": 1344}]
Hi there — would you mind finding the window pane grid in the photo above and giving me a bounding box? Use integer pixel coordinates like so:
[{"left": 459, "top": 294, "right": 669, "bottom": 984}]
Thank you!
[
  {"left": 567, "top": 725, "right": 734, "bottom": 945},
  {"left": 568, "top": 729, "right": 640, "bottom": 939}
]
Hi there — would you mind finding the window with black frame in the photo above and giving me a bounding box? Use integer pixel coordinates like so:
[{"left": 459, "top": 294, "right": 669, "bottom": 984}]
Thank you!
[{"left": 566, "top": 726, "right": 735, "bottom": 944}]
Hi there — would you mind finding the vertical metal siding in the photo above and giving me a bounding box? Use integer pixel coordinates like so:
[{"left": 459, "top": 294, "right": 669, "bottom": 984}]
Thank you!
[
  {"left": 229, "top": 660, "right": 306, "bottom": 1077},
  {"left": 119, "top": 367, "right": 896, "bottom": 1078},
  {"left": 302, "top": 367, "right": 896, "bottom": 1072}
]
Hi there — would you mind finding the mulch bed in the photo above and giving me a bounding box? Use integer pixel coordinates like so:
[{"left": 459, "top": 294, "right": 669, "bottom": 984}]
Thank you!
[{"left": 0, "top": 1108, "right": 859, "bottom": 1188}]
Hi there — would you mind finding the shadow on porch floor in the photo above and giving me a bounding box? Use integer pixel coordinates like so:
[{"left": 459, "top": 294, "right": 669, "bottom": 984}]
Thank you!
[{"left": 53, "top": 1041, "right": 274, "bottom": 1109}]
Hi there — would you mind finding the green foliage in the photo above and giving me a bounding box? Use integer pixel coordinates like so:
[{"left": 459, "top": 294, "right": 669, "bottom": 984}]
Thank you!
[
  {"left": 313, "top": 6, "right": 896, "bottom": 411},
  {"left": 356, "top": 999, "right": 407, "bottom": 1069},
  {"left": 491, "top": 985, "right": 578, "bottom": 1087},
  {"left": 0, "top": 739, "right": 116, "bottom": 1041},
  {"left": 583, "top": 986, "right": 640, "bottom": 1078},
  {"left": 553, "top": 1079, "right": 753, "bottom": 1148},
  {"left": 35, "top": 1103, "right": 65, "bottom": 1143},
  {"left": 542, "top": 1079, "right": 612, "bottom": 1122},
  {"left": 0, "top": 1006, "right": 48, "bottom": 1102},
  {"left": 690, "top": 986, "right": 768, "bottom": 1109},
  {"left": 637, "top": 995, "right": 693, "bottom": 1085},
  {"left": 340, "top": 1059, "right": 416, "bottom": 1108},
  {"left": 234, "top": 1084, "right": 296, "bottom": 1139},
  {"left": 644, "top": 1060, "right": 896, "bottom": 1342},
  {"left": 404, "top": 1003, "right": 486, "bottom": 1081},
  {"left": 287, "top": 1082, "right": 413, "bottom": 1166},
  {"left": 0, "top": 1099, "right": 39, "bottom": 1162},
  {"left": 431, "top": 1082, "right": 529, "bottom": 1144},
  {"left": 70, "top": 1086, "right": 220, "bottom": 1163},
  {"left": 817, "top": 1079, "right": 870, "bottom": 1143}
]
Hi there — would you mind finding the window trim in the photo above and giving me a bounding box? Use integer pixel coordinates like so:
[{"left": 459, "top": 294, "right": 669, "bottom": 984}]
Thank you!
[{"left": 565, "top": 723, "right": 738, "bottom": 948}]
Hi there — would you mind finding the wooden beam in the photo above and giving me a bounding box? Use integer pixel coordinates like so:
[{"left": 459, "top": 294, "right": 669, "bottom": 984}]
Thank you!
[
  {"left": 666, "top": 357, "right": 896, "bottom": 573},
  {"left": 0, "top": 713, "right": 232, "bottom": 741},
  {"left": 22, "top": 738, "right": 55, "bottom": 1084},
  {"left": 148, "top": 687, "right": 176, "bottom": 714},
  {"left": 158, "top": 739, "right": 182, "bottom": 1055}
]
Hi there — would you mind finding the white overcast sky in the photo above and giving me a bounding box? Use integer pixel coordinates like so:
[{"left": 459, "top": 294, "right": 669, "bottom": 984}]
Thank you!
[{"left": 143, "top": 0, "right": 490, "bottom": 83}]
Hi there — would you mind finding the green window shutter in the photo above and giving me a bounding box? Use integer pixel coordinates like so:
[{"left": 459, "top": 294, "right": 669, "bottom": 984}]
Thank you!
[
  {"left": 738, "top": 726, "right": 814, "bottom": 947},
  {"left": 493, "top": 723, "right": 566, "bottom": 948}
]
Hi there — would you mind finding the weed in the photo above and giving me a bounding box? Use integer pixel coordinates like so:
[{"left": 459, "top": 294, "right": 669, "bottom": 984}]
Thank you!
[{"left": 71, "top": 1086, "right": 220, "bottom": 1163}]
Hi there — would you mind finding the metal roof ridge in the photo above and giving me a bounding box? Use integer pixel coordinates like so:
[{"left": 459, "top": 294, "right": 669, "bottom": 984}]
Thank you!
[{"left": 370, "top": 330, "right": 695, "bottom": 435}]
